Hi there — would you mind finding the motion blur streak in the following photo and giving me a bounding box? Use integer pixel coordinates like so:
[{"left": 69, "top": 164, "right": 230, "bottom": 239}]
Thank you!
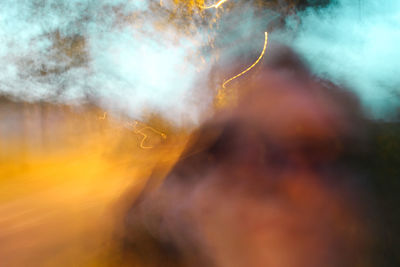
[
  {"left": 222, "top": 32, "right": 268, "bottom": 89},
  {"left": 1, "top": 1, "right": 396, "bottom": 266},
  {"left": 0, "top": 100, "right": 189, "bottom": 266},
  {"left": 121, "top": 45, "right": 374, "bottom": 267}
]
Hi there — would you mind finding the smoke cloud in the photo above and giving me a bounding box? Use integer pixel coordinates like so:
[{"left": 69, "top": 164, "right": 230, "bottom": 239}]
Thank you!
[
  {"left": 0, "top": 0, "right": 211, "bottom": 125},
  {"left": 1, "top": 0, "right": 399, "bottom": 123},
  {"left": 283, "top": 0, "right": 400, "bottom": 119}
]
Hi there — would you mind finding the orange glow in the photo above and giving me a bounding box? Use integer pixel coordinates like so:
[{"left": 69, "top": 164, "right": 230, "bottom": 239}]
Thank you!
[
  {"left": 0, "top": 102, "right": 188, "bottom": 266},
  {"left": 222, "top": 32, "right": 268, "bottom": 88}
]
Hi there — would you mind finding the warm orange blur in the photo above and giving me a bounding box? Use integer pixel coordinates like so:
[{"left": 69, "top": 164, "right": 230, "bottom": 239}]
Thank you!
[{"left": 0, "top": 99, "right": 189, "bottom": 266}]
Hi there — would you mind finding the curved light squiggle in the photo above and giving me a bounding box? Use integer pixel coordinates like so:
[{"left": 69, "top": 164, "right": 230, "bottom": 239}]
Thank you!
[
  {"left": 222, "top": 32, "right": 268, "bottom": 88},
  {"left": 126, "top": 121, "right": 167, "bottom": 149}
]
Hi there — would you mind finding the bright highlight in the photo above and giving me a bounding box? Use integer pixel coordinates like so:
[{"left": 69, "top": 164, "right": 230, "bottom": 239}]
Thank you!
[
  {"left": 222, "top": 32, "right": 268, "bottom": 88},
  {"left": 201, "top": 0, "right": 229, "bottom": 9}
]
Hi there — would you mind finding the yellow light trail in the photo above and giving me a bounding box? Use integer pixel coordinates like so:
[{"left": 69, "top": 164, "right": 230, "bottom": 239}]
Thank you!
[
  {"left": 200, "top": 0, "right": 229, "bottom": 9},
  {"left": 98, "top": 112, "right": 107, "bottom": 120},
  {"left": 126, "top": 121, "right": 167, "bottom": 149},
  {"left": 97, "top": 112, "right": 166, "bottom": 149},
  {"left": 222, "top": 32, "right": 268, "bottom": 88},
  {"left": 131, "top": 121, "right": 152, "bottom": 149}
]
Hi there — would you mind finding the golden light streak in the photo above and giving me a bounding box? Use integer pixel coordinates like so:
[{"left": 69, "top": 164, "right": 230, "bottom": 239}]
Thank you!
[
  {"left": 97, "top": 112, "right": 166, "bottom": 149},
  {"left": 98, "top": 112, "right": 107, "bottom": 120},
  {"left": 126, "top": 121, "right": 167, "bottom": 149},
  {"left": 222, "top": 32, "right": 268, "bottom": 88},
  {"left": 139, "top": 126, "right": 167, "bottom": 139},
  {"left": 200, "top": 0, "right": 229, "bottom": 9},
  {"left": 135, "top": 123, "right": 153, "bottom": 149}
]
